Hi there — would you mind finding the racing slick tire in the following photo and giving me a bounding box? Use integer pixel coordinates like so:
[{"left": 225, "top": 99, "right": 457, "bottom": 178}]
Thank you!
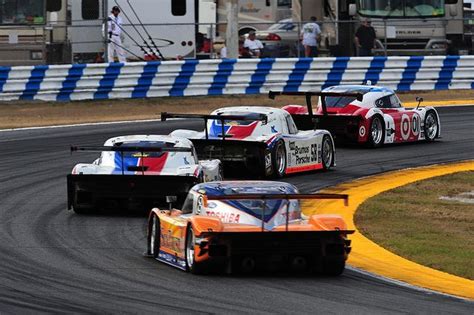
[
  {"left": 367, "top": 115, "right": 385, "bottom": 148},
  {"left": 322, "top": 259, "right": 345, "bottom": 276},
  {"left": 148, "top": 215, "right": 160, "bottom": 259},
  {"left": 424, "top": 110, "right": 439, "bottom": 142},
  {"left": 185, "top": 226, "right": 204, "bottom": 274},
  {"left": 271, "top": 140, "right": 287, "bottom": 178},
  {"left": 321, "top": 135, "right": 334, "bottom": 170}
]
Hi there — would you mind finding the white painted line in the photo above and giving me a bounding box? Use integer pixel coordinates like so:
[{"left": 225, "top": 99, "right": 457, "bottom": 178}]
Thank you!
[{"left": 0, "top": 118, "right": 187, "bottom": 133}]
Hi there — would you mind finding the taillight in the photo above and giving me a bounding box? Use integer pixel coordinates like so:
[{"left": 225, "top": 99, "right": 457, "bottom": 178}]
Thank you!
[{"left": 265, "top": 33, "right": 281, "bottom": 41}]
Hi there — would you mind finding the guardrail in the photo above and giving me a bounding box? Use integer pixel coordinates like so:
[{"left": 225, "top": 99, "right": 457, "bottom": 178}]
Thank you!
[{"left": 0, "top": 56, "right": 473, "bottom": 102}]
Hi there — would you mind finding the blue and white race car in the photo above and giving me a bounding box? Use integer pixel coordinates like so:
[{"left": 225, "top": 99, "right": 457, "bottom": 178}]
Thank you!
[
  {"left": 161, "top": 106, "right": 336, "bottom": 178},
  {"left": 67, "top": 135, "right": 222, "bottom": 214}
]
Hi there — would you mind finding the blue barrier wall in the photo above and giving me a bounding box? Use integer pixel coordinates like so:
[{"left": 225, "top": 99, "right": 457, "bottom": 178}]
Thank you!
[{"left": 0, "top": 56, "right": 472, "bottom": 101}]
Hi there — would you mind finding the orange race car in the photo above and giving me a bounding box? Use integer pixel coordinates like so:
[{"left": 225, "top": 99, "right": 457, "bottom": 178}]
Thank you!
[{"left": 145, "top": 181, "right": 353, "bottom": 275}]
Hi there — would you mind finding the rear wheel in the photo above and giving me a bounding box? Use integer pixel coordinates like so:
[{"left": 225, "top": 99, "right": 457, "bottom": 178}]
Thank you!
[
  {"left": 185, "top": 226, "right": 203, "bottom": 274},
  {"left": 321, "top": 135, "right": 334, "bottom": 170},
  {"left": 272, "top": 140, "right": 287, "bottom": 178},
  {"left": 148, "top": 215, "right": 160, "bottom": 258},
  {"left": 368, "top": 116, "right": 384, "bottom": 148},
  {"left": 424, "top": 111, "right": 439, "bottom": 141}
]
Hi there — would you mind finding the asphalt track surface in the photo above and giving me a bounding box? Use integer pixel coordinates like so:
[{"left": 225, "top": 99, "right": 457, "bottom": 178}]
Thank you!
[{"left": 0, "top": 107, "right": 473, "bottom": 313}]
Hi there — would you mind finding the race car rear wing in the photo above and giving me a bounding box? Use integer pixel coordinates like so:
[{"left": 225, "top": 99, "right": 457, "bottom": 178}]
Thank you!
[
  {"left": 204, "top": 193, "right": 349, "bottom": 232},
  {"left": 160, "top": 112, "right": 268, "bottom": 140},
  {"left": 70, "top": 145, "right": 193, "bottom": 175},
  {"left": 268, "top": 91, "right": 364, "bottom": 117}
]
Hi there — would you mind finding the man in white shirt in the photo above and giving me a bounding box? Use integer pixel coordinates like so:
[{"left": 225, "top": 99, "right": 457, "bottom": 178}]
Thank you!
[
  {"left": 244, "top": 31, "right": 264, "bottom": 58},
  {"left": 107, "top": 6, "right": 126, "bottom": 63},
  {"left": 300, "top": 16, "right": 321, "bottom": 57}
]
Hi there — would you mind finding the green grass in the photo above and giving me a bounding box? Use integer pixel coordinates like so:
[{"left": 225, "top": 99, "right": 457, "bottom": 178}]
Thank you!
[{"left": 355, "top": 171, "right": 474, "bottom": 279}]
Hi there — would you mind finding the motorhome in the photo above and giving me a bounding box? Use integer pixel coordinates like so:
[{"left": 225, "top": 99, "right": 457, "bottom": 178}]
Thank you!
[{"left": 0, "top": 0, "right": 68, "bottom": 66}]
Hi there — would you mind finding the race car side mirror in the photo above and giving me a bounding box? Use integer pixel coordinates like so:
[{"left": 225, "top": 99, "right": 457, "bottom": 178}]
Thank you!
[
  {"left": 166, "top": 195, "right": 177, "bottom": 210},
  {"left": 416, "top": 97, "right": 423, "bottom": 109}
]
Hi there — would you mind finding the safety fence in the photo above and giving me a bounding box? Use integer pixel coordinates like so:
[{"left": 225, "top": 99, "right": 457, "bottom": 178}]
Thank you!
[{"left": 0, "top": 55, "right": 473, "bottom": 102}]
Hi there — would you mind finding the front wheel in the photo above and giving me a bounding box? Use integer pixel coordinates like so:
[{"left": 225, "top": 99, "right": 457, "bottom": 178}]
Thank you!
[
  {"left": 367, "top": 116, "right": 385, "bottom": 148},
  {"left": 148, "top": 215, "right": 160, "bottom": 258},
  {"left": 424, "top": 111, "right": 439, "bottom": 141},
  {"left": 271, "top": 140, "right": 287, "bottom": 178},
  {"left": 321, "top": 135, "right": 334, "bottom": 170}
]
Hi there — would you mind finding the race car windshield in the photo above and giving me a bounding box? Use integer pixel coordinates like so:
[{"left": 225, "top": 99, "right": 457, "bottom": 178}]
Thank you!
[
  {"left": 213, "top": 112, "right": 264, "bottom": 126},
  {"left": 117, "top": 141, "right": 174, "bottom": 158},
  {"left": 324, "top": 96, "right": 358, "bottom": 108},
  {"left": 220, "top": 186, "right": 301, "bottom": 222}
]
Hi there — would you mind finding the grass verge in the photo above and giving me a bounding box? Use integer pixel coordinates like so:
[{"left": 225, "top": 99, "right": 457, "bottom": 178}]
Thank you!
[{"left": 355, "top": 171, "right": 474, "bottom": 280}]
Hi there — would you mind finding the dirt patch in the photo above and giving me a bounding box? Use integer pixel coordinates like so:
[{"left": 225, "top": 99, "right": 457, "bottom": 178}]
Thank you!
[
  {"left": 1, "top": 89, "right": 474, "bottom": 129},
  {"left": 355, "top": 171, "right": 474, "bottom": 280}
]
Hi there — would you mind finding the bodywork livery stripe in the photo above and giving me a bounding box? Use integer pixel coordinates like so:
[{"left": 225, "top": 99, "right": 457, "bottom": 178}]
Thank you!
[
  {"left": 322, "top": 57, "right": 349, "bottom": 89},
  {"left": 208, "top": 59, "right": 236, "bottom": 95},
  {"left": 57, "top": 64, "right": 86, "bottom": 101},
  {"left": 397, "top": 56, "right": 424, "bottom": 91},
  {"left": 245, "top": 58, "right": 275, "bottom": 94},
  {"left": 157, "top": 250, "right": 186, "bottom": 270},
  {"left": 286, "top": 163, "right": 323, "bottom": 174},
  {"left": 94, "top": 63, "right": 123, "bottom": 100},
  {"left": 132, "top": 61, "right": 161, "bottom": 98},
  {"left": 364, "top": 56, "right": 386, "bottom": 85},
  {"left": 20, "top": 65, "right": 49, "bottom": 100},
  {"left": 434, "top": 56, "right": 460, "bottom": 90},
  {"left": 169, "top": 59, "right": 199, "bottom": 97},
  {"left": 283, "top": 58, "right": 312, "bottom": 92}
]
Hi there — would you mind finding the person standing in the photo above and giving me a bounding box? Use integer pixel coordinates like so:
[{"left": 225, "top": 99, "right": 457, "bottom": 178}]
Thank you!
[
  {"left": 243, "top": 31, "right": 264, "bottom": 58},
  {"left": 300, "top": 16, "right": 321, "bottom": 57},
  {"left": 107, "top": 6, "right": 126, "bottom": 63},
  {"left": 355, "top": 19, "right": 376, "bottom": 56}
]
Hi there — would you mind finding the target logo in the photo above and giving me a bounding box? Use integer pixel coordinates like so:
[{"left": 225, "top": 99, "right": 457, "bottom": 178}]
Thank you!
[{"left": 401, "top": 114, "right": 410, "bottom": 140}]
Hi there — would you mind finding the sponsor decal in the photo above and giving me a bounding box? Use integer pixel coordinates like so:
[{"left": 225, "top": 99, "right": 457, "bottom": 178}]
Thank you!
[
  {"left": 160, "top": 232, "right": 182, "bottom": 253},
  {"left": 206, "top": 210, "right": 240, "bottom": 223},
  {"left": 158, "top": 250, "right": 186, "bottom": 269}
]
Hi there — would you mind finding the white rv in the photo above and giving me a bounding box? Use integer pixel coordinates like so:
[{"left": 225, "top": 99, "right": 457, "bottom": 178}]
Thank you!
[{"left": 69, "top": 0, "right": 199, "bottom": 62}]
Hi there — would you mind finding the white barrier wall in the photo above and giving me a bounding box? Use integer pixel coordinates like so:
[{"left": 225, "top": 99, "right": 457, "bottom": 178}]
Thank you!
[{"left": 0, "top": 56, "right": 472, "bottom": 102}]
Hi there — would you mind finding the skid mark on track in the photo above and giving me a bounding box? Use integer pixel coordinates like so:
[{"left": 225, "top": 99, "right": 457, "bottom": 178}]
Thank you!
[{"left": 304, "top": 160, "right": 474, "bottom": 300}]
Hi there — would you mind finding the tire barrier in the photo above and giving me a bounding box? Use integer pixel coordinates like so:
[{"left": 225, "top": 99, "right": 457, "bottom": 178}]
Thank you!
[{"left": 0, "top": 55, "right": 472, "bottom": 102}]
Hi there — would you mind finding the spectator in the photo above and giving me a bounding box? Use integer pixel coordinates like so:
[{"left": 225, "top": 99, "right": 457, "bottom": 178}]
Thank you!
[
  {"left": 355, "top": 19, "right": 376, "bottom": 56},
  {"left": 300, "top": 16, "right": 321, "bottom": 57},
  {"left": 220, "top": 44, "right": 227, "bottom": 58},
  {"left": 107, "top": 6, "right": 126, "bottom": 63},
  {"left": 243, "top": 31, "right": 263, "bottom": 58}
]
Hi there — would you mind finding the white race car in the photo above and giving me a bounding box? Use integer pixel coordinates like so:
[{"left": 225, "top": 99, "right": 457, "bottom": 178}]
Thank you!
[
  {"left": 67, "top": 135, "right": 222, "bottom": 214},
  {"left": 162, "top": 106, "right": 336, "bottom": 178}
]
